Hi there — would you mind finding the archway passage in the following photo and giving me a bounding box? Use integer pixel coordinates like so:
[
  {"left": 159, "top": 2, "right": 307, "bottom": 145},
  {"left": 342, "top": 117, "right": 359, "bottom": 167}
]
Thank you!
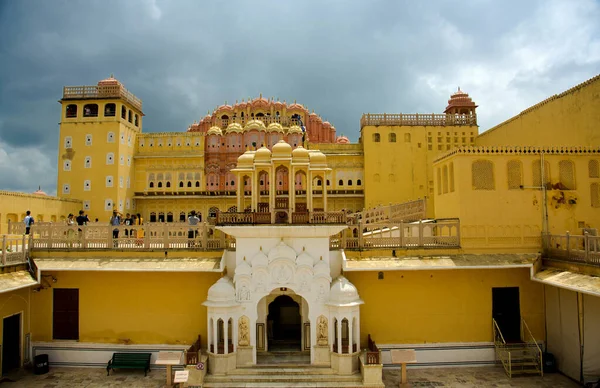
[{"left": 268, "top": 295, "right": 301, "bottom": 351}]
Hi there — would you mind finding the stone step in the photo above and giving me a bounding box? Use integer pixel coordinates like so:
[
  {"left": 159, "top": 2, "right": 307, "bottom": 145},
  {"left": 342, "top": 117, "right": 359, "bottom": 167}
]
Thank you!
[
  {"left": 205, "top": 373, "right": 363, "bottom": 383},
  {"left": 203, "top": 381, "right": 370, "bottom": 388},
  {"left": 230, "top": 367, "right": 337, "bottom": 375}
]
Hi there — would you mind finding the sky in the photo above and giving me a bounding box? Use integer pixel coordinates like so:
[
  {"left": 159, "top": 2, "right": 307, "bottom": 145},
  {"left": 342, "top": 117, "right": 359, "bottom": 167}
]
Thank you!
[{"left": 0, "top": 0, "right": 599, "bottom": 195}]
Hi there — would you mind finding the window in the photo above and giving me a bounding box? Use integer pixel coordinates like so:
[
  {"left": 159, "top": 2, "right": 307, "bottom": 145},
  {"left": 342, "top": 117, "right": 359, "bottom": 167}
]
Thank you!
[
  {"left": 347, "top": 180, "right": 352, "bottom": 186},
  {"left": 589, "top": 160, "right": 599, "bottom": 178},
  {"left": 179, "top": 181, "right": 184, "bottom": 188},
  {"left": 150, "top": 182, "right": 154, "bottom": 188},
  {"left": 120, "top": 132, "right": 125, "bottom": 144},
  {"left": 106, "top": 176, "right": 113, "bottom": 187},
  {"left": 135, "top": 114, "right": 139, "bottom": 126},
  {"left": 338, "top": 179, "right": 343, "bottom": 186},
  {"left": 166, "top": 181, "right": 171, "bottom": 188},
  {"left": 558, "top": 160, "right": 575, "bottom": 190},
  {"left": 63, "top": 160, "right": 71, "bottom": 171},
  {"left": 53, "top": 289, "right": 79, "bottom": 340},
  {"left": 187, "top": 181, "right": 192, "bottom": 187},
  {"left": 85, "top": 134, "right": 92, "bottom": 146},
  {"left": 195, "top": 181, "right": 200, "bottom": 187},
  {"left": 389, "top": 133, "right": 396, "bottom": 143},
  {"left": 119, "top": 155, "right": 124, "bottom": 165},
  {"left": 106, "top": 153, "right": 114, "bottom": 165},
  {"left": 442, "top": 165, "right": 448, "bottom": 193},
  {"left": 128, "top": 110, "right": 132, "bottom": 123},
  {"left": 62, "top": 184, "right": 70, "bottom": 194},
  {"left": 357, "top": 179, "right": 362, "bottom": 186},
  {"left": 126, "top": 199, "right": 130, "bottom": 209},
  {"left": 84, "top": 180, "right": 91, "bottom": 191},
  {"left": 121, "top": 106, "right": 126, "bottom": 119},
  {"left": 104, "top": 103, "right": 116, "bottom": 117},
  {"left": 128, "top": 135, "right": 132, "bottom": 146},
  {"left": 84, "top": 156, "right": 91, "bottom": 168},
  {"left": 158, "top": 182, "right": 163, "bottom": 188},
  {"left": 472, "top": 160, "right": 495, "bottom": 190},
  {"left": 65, "top": 104, "right": 77, "bottom": 118},
  {"left": 127, "top": 156, "right": 131, "bottom": 166},
  {"left": 107, "top": 132, "right": 115, "bottom": 143},
  {"left": 372, "top": 133, "right": 380, "bottom": 142},
  {"left": 119, "top": 176, "right": 123, "bottom": 188},
  {"left": 105, "top": 199, "right": 113, "bottom": 211},
  {"left": 404, "top": 133, "right": 411, "bottom": 142},
  {"left": 507, "top": 160, "right": 522, "bottom": 189},
  {"left": 83, "top": 104, "right": 98, "bottom": 117},
  {"left": 64, "top": 136, "right": 72, "bottom": 148},
  {"left": 127, "top": 177, "right": 130, "bottom": 188},
  {"left": 317, "top": 180, "right": 322, "bottom": 186},
  {"left": 532, "top": 161, "right": 550, "bottom": 188},
  {"left": 449, "top": 163, "right": 454, "bottom": 192}
]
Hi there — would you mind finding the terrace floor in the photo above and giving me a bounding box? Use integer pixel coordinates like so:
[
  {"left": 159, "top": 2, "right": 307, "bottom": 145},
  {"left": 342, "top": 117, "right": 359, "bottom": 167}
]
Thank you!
[{"left": 1, "top": 366, "right": 579, "bottom": 387}]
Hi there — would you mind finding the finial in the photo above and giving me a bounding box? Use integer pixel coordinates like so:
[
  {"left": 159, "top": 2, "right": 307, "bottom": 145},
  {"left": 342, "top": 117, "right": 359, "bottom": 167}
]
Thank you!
[
  {"left": 236, "top": 99, "right": 238, "bottom": 104},
  {"left": 303, "top": 246, "right": 305, "bottom": 251},
  {"left": 294, "top": 99, "right": 297, "bottom": 104},
  {"left": 225, "top": 100, "right": 227, "bottom": 105},
  {"left": 243, "top": 256, "right": 246, "bottom": 261},
  {"left": 110, "top": 73, "right": 114, "bottom": 78},
  {"left": 320, "top": 256, "right": 323, "bottom": 260},
  {"left": 277, "top": 97, "right": 280, "bottom": 101},
  {"left": 38, "top": 185, "right": 41, "bottom": 190},
  {"left": 260, "top": 93, "right": 262, "bottom": 98},
  {"left": 260, "top": 246, "right": 262, "bottom": 251}
]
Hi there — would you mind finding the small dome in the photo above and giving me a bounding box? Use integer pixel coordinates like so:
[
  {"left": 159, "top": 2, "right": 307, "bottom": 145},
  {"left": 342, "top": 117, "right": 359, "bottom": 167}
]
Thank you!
[
  {"left": 273, "top": 100, "right": 284, "bottom": 109},
  {"left": 309, "top": 151, "right": 326, "bottom": 165},
  {"left": 309, "top": 111, "right": 318, "bottom": 117},
  {"left": 254, "top": 146, "right": 272, "bottom": 162},
  {"left": 288, "top": 101, "right": 306, "bottom": 111},
  {"left": 235, "top": 259, "right": 252, "bottom": 277},
  {"left": 287, "top": 125, "right": 303, "bottom": 134},
  {"left": 204, "top": 277, "right": 237, "bottom": 307},
  {"left": 33, "top": 186, "right": 48, "bottom": 196},
  {"left": 237, "top": 151, "right": 255, "bottom": 167},
  {"left": 292, "top": 146, "right": 309, "bottom": 160},
  {"left": 237, "top": 99, "right": 248, "bottom": 109},
  {"left": 272, "top": 140, "right": 293, "bottom": 157},
  {"left": 267, "top": 123, "right": 284, "bottom": 133},
  {"left": 251, "top": 249, "right": 268, "bottom": 267},
  {"left": 245, "top": 120, "right": 266, "bottom": 132},
  {"left": 322, "top": 121, "right": 332, "bottom": 128},
  {"left": 329, "top": 276, "right": 363, "bottom": 307},
  {"left": 444, "top": 87, "right": 478, "bottom": 113},
  {"left": 217, "top": 104, "right": 233, "bottom": 113},
  {"left": 268, "top": 241, "right": 297, "bottom": 262},
  {"left": 207, "top": 126, "right": 223, "bottom": 136},
  {"left": 336, "top": 135, "right": 350, "bottom": 144},
  {"left": 226, "top": 122, "right": 244, "bottom": 133},
  {"left": 251, "top": 94, "right": 270, "bottom": 108},
  {"left": 314, "top": 258, "right": 329, "bottom": 277},
  {"left": 97, "top": 75, "right": 121, "bottom": 86},
  {"left": 296, "top": 250, "right": 313, "bottom": 268}
]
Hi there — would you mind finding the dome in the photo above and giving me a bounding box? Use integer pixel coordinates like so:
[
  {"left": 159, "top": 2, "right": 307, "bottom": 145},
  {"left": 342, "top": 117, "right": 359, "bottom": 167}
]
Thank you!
[
  {"left": 254, "top": 146, "right": 272, "bottom": 162},
  {"left": 296, "top": 250, "right": 313, "bottom": 268},
  {"left": 32, "top": 186, "right": 48, "bottom": 196},
  {"left": 268, "top": 241, "right": 297, "bottom": 262},
  {"left": 226, "top": 122, "right": 244, "bottom": 133},
  {"left": 237, "top": 99, "right": 248, "bottom": 109},
  {"left": 336, "top": 135, "right": 350, "bottom": 144},
  {"left": 237, "top": 151, "right": 255, "bottom": 167},
  {"left": 217, "top": 104, "right": 233, "bottom": 113},
  {"left": 272, "top": 140, "right": 293, "bottom": 158},
  {"left": 204, "top": 277, "right": 237, "bottom": 307},
  {"left": 207, "top": 126, "right": 223, "bottom": 136},
  {"left": 251, "top": 249, "right": 268, "bottom": 267},
  {"left": 97, "top": 75, "right": 121, "bottom": 86},
  {"left": 245, "top": 120, "right": 266, "bottom": 132},
  {"left": 328, "top": 276, "right": 363, "bottom": 307},
  {"left": 273, "top": 100, "right": 284, "bottom": 109},
  {"left": 251, "top": 94, "right": 270, "bottom": 109},
  {"left": 309, "top": 111, "right": 318, "bottom": 117},
  {"left": 292, "top": 146, "right": 309, "bottom": 160},
  {"left": 267, "top": 123, "right": 284, "bottom": 133},
  {"left": 287, "top": 125, "right": 303, "bottom": 134},
  {"left": 322, "top": 121, "right": 332, "bottom": 128},
  {"left": 444, "top": 87, "right": 478, "bottom": 113},
  {"left": 235, "top": 259, "right": 252, "bottom": 277},
  {"left": 309, "top": 151, "right": 326, "bottom": 165},
  {"left": 287, "top": 100, "right": 306, "bottom": 111},
  {"left": 314, "top": 258, "right": 329, "bottom": 277}
]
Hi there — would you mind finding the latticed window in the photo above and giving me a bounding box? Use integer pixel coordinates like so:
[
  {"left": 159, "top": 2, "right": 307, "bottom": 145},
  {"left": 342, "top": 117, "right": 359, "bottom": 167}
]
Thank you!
[
  {"left": 442, "top": 165, "right": 448, "bottom": 194},
  {"left": 589, "top": 160, "right": 599, "bottom": 178},
  {"left": 449, "top": 162, "right": 455, "bottom": 192},
  {"left": 591, "top": 183, "right": 600, "bottom": 208},
  {"left": 388, "top": 133, "right": 396, "bottom": 142},
  {"left": 558, "top": 160, "right": 575, "bottom": 190},
  {"left": 507, "top": 160, "right": 522, "bottom": 190},
  {"left": 472, "top": 160, "right": 495, "bottom": 190},
  {"left": 372, "top": 133, "right": 380, "bottom": 142},
  {"left": 532, "top": 161, "right": 550, "bottom": 188}
]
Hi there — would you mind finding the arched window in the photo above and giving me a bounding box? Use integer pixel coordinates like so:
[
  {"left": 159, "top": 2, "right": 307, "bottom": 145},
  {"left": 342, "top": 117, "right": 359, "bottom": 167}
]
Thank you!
[
  {"left": 357, "top": 179, "right": 362, "bottom": 186},
  {"left": 135, "top": 114, "right": 139, "bottom": 126},
  {"left": 83, "top": 104, "right": 98, "bottom": 117},
  {"left": 442, "top": 165, "right": 449, "bottom": 193},
  {"left": 121, "top": 106, "right": 126, "bottom": 119},
  {"left": 66, "top": 104, "right": 77, "bottom": 118},
  {"left": 106, "top": 152, "right": 114, "bottom": 165},
  {"left": 187, "top": 181, "right": 192, "bottom": 187},
  {"left": 389, "top": 133, "right": 396, "bottom": 142},
  {"left": 195, "top": 181, "right": 200, "bottom": 187},
  {"left": 128, "top": 110, "right": 132, "bottom": 123},
  {"left": 589, "top": 160, "right": 599, "bottom": 178},
  {"left": 372, "top": 133, "right": 380, "bottom": 142},
  {"left": 338, "top": 179, "right": 343, "bottom": 186},
  {"left": 472, "top": 160, "right": 495, "bottom": 190},
  {"left": 507, "top": 160, "right": 522, "bottom": 189},
  {"left": 158, "top": 182, "right": 163, "bottom": 188},
  {"left": 104, "top": 103, "right": 116, "bottom": 117},
  {"left": 149, "top": 182, "right": 154, "bottom": 188},
  {"left": 559, "top": 160, "right": 575, "bottom": 190},
  {"left": 107, "top": 132, "right": 115, "bottom": 143},
  {"left": 591, "top": 183, "right": 600, "bottom": 208},
  {"left": 166, "top": 181, "right": 171, "bottom": 188},
  {"left": 317, "top": 180, "right": 322, "bottom": 186},
  {"left": 404, "top": 133, "right": 411, "bottom": 142},
  {"left": 327, "top": 180, "right": 330, "bottom": 186},
  {"left": 179, "top": 181, "right": 184, "bottom": 188},
  {"left": 347, "top": 180, "right": 353, "bottom": 186}
]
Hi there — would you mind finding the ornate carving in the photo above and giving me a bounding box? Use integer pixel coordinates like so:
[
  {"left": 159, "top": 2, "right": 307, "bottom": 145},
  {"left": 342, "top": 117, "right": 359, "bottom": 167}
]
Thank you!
[
  {"left": 272, "top": 263, "right": 292, "bottom": 284},
  {"left": 238, "top": 316, "right": 250, "bottom": 346},
  {"left": 317, "top": 315, "right": 328, "bottom": 346},
  {"left": 237, "top": 284, "right": 251, "bottom": 301}
]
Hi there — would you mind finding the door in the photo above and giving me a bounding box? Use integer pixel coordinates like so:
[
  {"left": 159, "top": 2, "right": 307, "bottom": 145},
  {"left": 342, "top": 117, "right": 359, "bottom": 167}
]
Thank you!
[
  {"left": 53, "top": 289, "right": 79, "bottom": 340},
  {"left": 2, "top": 313, "right": 21, "bottom": 374},
  {"left": 492, "top": 287, "right": 521, "bottom": 343}
]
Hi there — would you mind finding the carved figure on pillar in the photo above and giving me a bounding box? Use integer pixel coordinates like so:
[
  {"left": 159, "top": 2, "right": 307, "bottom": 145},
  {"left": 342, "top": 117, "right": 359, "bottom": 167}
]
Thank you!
[
  {"left": 238, "top": 316, "right": 250, "bottom": 346},
  {"left": 317, "top": 315, "right": 328, "bottom": 345}
]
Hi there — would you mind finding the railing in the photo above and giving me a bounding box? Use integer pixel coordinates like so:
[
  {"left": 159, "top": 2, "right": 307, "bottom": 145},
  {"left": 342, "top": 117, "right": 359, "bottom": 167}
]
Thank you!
[
  {"left": 212, "top": 116, "right": 304, "bottom": 129},
  {"left": 210, "top": 342, "right": 234, "bottom": 354},
  {"left": 521, "top": 319, "right": 543, "bottom": 377},
  {"left": 185, "top": 335, "right": 202, "bottom": 365},
  {"left": 492, "top": 318, "right": 509, "bottom": 376},
  {"left": 493, "top": 318, "right": 543, "bottom": 378},
  {"left": 1, "top": 234, "right": 29, "bottom": 265},
  {"left": 360, "top": 113, "right": 477, "bottom": 128},
  {"left": 543, "top": 232, "right": 600, "bottom": 266},
  {"left": 63, "top": 84, "right": 142, "bottom": 111},
  {"left": 332, "top": 341, "right": 358, "bottom": 354},
  {"left": 350, "top": 198, "right": 426, "bottom": 224},
  {"left": 365, "top": 334, "right": 380, "bottom": 365},
  {"left": 215, "top": 212, "right": 271, "bottom": 225},
  {"left": 216, "top": 211, "right": 347, "bottom": 225}
]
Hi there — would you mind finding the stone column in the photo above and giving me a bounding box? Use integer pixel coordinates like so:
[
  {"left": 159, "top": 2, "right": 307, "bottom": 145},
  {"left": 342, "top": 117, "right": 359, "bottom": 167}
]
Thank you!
[
  {"left": 288, "top": 165, "right": 294, "bottom": 223},
  {"left": 337, "top": 317, "right": 342, "bottom": 354},
  {"left": 348, "top": 318, "right": 353, "bottom": 354},
  {"left": 323, "top": 172, "right": 328, "bottom": 212},
  {"left": 224, "top": 318, "right": 229, "bottom": 355},
  {"left": 236, "top": 172, "right": 242, "bottom": 211},
  {"left": 213, "top": 318, "right": 219, "bottom": 354}
]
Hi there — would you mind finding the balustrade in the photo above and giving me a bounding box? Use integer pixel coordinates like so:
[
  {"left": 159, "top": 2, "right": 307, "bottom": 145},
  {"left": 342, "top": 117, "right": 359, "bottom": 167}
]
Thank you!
[
  {"left": 543, "top": 232, "right": 600, "bottom": 266},
  {"left": 1, "top": 234, "right": 29, "bottom": 265},
  {"left": 360, "top": 113, "right": 477, "bottom": 128}
]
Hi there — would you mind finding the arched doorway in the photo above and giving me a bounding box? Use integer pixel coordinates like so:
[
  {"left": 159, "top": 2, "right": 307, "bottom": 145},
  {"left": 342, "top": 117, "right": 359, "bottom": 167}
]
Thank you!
[{"left": 267, "top": 295, "right": 301, "bottom": 351}]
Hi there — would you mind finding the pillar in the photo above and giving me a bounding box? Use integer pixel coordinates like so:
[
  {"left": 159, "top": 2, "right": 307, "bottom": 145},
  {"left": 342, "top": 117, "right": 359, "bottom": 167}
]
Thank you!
[
  {"left": 288, "top": 164, "right": 294, "bottom": 223},
  {"left": 213, "top": 317, "right": 218, "bottom": 354},
  {"left": 348, "top": 318, "right": 353, "bottom": 354},
  {"left": 224, "top": 318, "right": 229, "bottom": 355},
  {"left": 337, "top": 317, "right": 342, "bottom": 354},
  {"left": 323, "top": 171, "right": 328, "bottom": 212},
  {"left": 236, "top": 173, "right": 242, "bottom": 211}
]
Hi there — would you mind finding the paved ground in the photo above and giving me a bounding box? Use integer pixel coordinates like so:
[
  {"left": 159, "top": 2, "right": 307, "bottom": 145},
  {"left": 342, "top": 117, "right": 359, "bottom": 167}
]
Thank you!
[{"left": 1, "top": 366, "right": 580, "bottom": 387}]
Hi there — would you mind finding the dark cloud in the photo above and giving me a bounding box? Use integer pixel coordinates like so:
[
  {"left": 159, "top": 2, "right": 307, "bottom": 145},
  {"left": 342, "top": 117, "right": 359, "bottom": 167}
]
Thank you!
[{"left": 0, "top": 0, "right": 599, "bottom": 193}]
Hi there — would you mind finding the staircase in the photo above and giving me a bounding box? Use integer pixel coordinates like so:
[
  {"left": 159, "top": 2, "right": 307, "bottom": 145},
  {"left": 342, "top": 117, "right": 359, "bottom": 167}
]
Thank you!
[
  {"left": 493, "top": 318, "right": 543, "bottom": 377},
  {"left": 203, "top": 364, "right": 366, "bottom": 387}
]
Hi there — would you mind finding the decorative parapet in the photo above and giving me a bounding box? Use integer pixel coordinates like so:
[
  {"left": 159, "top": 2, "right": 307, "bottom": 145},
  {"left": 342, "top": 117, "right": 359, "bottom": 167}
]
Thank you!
[
  {"left": 434, "top": 145, "right": 600, "bottom": 164},
  {"left": 360, "top": 113, "right": 477, "bottom": 128},
  {"left": 351, "top": 199, "right": 426, "bottom": 224},
  {"left": 0, "top": 190, "right": 82, "bottom": 203},
  {"left": 63, "top": 84, "right": 142, "bottom": 111}
]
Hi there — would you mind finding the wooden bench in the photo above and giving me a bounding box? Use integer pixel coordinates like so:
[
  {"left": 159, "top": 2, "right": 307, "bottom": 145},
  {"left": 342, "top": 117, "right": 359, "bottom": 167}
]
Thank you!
[{"left": 107, "top": 352, "right": 152, "bottom": 376}]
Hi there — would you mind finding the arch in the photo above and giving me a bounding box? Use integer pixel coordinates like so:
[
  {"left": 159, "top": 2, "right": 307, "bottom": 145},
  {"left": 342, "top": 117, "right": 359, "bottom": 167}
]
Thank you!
[
  {"left": 507, "top": 160, "right": 522, "bottom": 190},
  {"left": 179, "top": 181, "right": 184, "bottom": 188},
  {"left": 472, "top": 160, "right": 495, "bottom": 190},
  {"left": 104, "top": 103, "right": 116, "bottom": 117},
  {"left": 347, "top": 179, "right": 353, "bottom": 186},
  {"left": 388, "top": 133, "right": 396, "bottom": 143},
  {"left": 187, "top": 181, "right": 192, "bottom": 188},
  {"left": 65, "top": 104, "right": 77, "bottom": 118},
  {"left": 294, "top": 170, "right": 307, "bottom": 190},
  {"left": 559, "top": 160, "right": 575, "bottom": 190},
  {"left": 276, "top": 166, "right": 289, "bottom": 191},
  {"left": 135, "top": 114, "right": 139, "bottom": 126},
  {"left": 267, "top": 295, "right": 302, "bottom": 351},
  {"left": 83, "top": 103, "right": 98, "bottom": 117},
  {"left": 195, "top": 181, "right": 200, "bottom": 187},
  {"left": 208, "top": 207, "right": 219, "bottom": 218},
  {"left": 338, "top": 179, "right": 343, "bottom": 186},
  {"left": 372, "top": 133, "right": 380, "bottom": 142},
  {"left": 357, "top": 179, "right": 362, "bottom": 186},
  {"left": 121, "top": 105, "right": 126, "bottom": 119},
  {"left": 591, "top": 183, "right": 600, "bottom": 208},
  {"left": 128, "top": 110, "right": 132, "bottom": 123}
]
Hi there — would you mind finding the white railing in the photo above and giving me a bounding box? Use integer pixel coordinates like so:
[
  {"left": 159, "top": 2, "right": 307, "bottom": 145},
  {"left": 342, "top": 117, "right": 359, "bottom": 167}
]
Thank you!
[
  {"left": 350, "top": 198, "right": 426, "bottom": 224},
  {"left": 1, "top": 234, "right": 29, "bottom": 265},
  {"left": 543, "top": 232, "right": 600, "bottom": 266}
]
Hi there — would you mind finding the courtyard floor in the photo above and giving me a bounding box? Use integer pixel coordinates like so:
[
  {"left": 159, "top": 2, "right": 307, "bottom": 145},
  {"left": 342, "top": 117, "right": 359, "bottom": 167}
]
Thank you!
[{"left": 0, "top": 366, "right": 580, "bottom": 387}]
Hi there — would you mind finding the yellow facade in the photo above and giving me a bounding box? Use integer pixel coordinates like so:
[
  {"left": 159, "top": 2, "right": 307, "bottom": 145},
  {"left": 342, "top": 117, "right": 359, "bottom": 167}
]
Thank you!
[
  {"left": 30, "top": 271, "right": 220, "bottom": 344},
  {"left": 0, "top": 287, "right": 31, "bottom": 375}
]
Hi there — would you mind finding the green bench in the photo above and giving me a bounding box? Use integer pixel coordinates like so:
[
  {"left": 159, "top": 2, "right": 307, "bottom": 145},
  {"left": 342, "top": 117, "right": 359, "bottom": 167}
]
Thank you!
[{"left": 106, "top": 352, "right": 152, "bottom": 376}]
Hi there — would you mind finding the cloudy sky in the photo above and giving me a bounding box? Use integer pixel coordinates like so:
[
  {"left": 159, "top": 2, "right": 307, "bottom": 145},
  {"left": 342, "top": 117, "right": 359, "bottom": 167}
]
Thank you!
[{"left": 0, "top": 0, "right": 599, "bottom": 195}]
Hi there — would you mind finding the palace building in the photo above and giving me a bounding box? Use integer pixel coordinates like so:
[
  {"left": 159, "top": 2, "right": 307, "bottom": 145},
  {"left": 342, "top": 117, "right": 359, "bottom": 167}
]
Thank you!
[{"left": 0, "top": 74, "right": 599, "bottom": 386}]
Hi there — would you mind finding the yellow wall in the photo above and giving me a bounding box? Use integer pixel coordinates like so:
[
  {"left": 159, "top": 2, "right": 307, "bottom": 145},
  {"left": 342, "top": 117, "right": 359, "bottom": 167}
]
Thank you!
[
  {"left": 30, "top": 271, "right": 220, "bottom": 345},
  {"left": 0, "top": 191, "right": 81, "bottom": 234},
  {"left": 346, "top": 268, "right": 544, "bottom": 345},
  {"left": 362, "top": 124, "right": 477, "bottom": 216},
  {"left": 477, "top": 75, "right": 600, "bottom": 146},
  {"left": 0, "top": 287, "right": 31, "bottom": 374}
]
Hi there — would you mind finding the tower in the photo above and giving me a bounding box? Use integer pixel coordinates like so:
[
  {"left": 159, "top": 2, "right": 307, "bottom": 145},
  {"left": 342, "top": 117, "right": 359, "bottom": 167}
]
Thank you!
[
  {"left": 57, "top": 75, "right": 143, "bottom": 220},
  {"left": 444, "top": 87, "right": 478, "bottom": 115}
]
